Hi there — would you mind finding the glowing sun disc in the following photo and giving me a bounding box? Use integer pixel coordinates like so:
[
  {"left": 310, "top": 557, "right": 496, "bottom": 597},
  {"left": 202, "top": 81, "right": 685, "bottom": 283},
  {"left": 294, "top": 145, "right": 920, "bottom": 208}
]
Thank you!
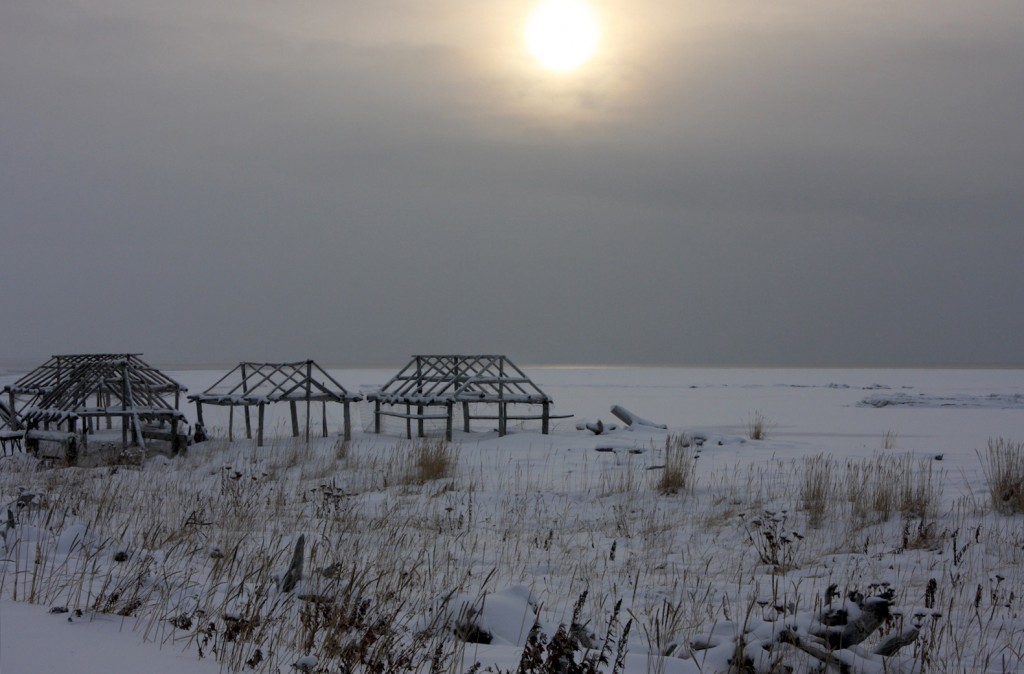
[{"left": 525, "top": 0, "right": 600, "bottom": 72}]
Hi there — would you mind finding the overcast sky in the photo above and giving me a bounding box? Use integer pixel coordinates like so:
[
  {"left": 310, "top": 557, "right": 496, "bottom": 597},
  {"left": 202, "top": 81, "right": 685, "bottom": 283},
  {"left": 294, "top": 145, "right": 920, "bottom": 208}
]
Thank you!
[{"left": 2, "top": 0, "right": 1023, "bottom": 369}]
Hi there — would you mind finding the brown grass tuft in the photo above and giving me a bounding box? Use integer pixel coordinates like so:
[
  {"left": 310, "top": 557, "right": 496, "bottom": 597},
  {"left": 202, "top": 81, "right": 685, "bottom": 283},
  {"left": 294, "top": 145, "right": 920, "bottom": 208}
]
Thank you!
[
  {"left": 656, "top": 434, "right": 696, "bottom": 496},
  {"left": 404, "top": 439, "right": 457, "bottom": 485},
  {"left": 978, "top": 438, "right": 1024, "bottom": 514},
  {"left": 748, "top": 410, "right": 769, "bottom": 441}
]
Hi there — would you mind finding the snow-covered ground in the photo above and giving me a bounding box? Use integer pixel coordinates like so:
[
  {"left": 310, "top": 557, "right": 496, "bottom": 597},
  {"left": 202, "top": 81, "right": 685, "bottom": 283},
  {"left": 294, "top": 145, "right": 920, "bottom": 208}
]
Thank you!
[{"left": 2, "top": 367, "right": 1023, "bottom": 673}]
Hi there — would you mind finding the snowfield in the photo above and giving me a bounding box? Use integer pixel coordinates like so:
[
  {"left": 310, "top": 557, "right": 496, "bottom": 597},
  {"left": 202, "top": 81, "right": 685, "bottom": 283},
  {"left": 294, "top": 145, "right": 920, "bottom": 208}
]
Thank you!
[{"left": 2, "top": 367, "right": 1024, "bottom": 673}]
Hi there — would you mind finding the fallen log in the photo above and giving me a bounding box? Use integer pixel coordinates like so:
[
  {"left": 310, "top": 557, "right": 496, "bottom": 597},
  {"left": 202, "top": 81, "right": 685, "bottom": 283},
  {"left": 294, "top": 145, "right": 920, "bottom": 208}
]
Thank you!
[
  {"left": 610, "top": 405, "right": 667, "bottom": 429},
  {"left": 873, "top": 627, "right": 920, "bottom": 656}
]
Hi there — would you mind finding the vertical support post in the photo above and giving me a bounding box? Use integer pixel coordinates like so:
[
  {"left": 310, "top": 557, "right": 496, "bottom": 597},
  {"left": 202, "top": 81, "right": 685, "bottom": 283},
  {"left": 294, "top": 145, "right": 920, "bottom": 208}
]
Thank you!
[
  {"left": 195, "top": 401, "right": 205, "bottom": 426},
  {"left": 121, "top": 366, "right": 130, "bottom": 447},
  {"left": 462, "top": 401, "right": 471, "bottom": 433},
  {"left": 405, "top": 404, "right": 412, "bottom": 440},
  {"left": 67, "top": 417, "right": 78, "bottom": 465},
  {"left": 343, "top": 402, "right": 352, "bottom": 442},
  {"left": 290, "top": 401, "right": 299, "bottom": 437},
  {"left": 241, "top": 363, "right": 251, "bottom": 439},
  {"left": 498, "top": 358, "right": 506, "bottom": 437},
  {"left": 171, "top": 416, "right": 180, "bottom": 454},
  {"left": 374, "top": 400, "right": 382, "bottom": 434},
  {"left": 304, "top": 361, "right": 312, "bottom": 443},
  {"left": 445, "top": 402, "right": 453, "bottom": 441},
  {"left": 417, "top": 405, "right": 424, "bottom": 438},
  {"left": 321, "top": 401, "right": 328, "bottom": 438},
  {"left": 542, "top": 401, "right": 550, "bottom": 435},
  {"left": 228, "top": 405, "right": 234, "bottom": 442},
  {"left": 257, "top": 402, "right": 265, "bottom": 447}
]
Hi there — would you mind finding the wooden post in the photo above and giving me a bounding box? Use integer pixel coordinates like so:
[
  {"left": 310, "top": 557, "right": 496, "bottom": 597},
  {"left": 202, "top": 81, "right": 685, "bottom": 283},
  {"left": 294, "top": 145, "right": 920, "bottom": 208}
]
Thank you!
[
  {"left": 498, "top": 358, "right": 506, "bottom": 436},
  {"left": 171, "top": 417, "right": 180, "bottom": 454},
  {"left": 374, "top": 400, "right": 382, "bottom": 434},
  {"left": 445, "top": 402, "right": 453, "bottom": 441},
  {"left": 195, "top": 400, "right": 205, "bottom": 427},
  {"left": 122, "top": 369, "right": 130, "bottom": 447},
  {"left": 405, "top": 404, "right": 412, "bottom": 440},
  {"left": 321, "top": 401, "right": 328, "bottom": 438},
  {"left": 241, "top": 363, "right": 252, "bottom": 439},
  {"left": 343, "top": 402, "right": 351, "bottom": 442},
  {"left": 228, "top": 405, "right": 234, "bottom": 442},
  {"left": 417, "top": 404, "right": 425, "bottom": 438},
  {"left": 542, "top": 401, "right": 550, "bottom": 435},
  {"left": 304, "top": 361, "right": 312, "bottom": 443},
  {"left": 290, "top": 401, "right": 299, "bottom": 437},
  {"left": 257, "top": 402, "right": 265, "bottom": 447},
  {"left": 463, "top": 401, "right": 471, "bottom": 433}
]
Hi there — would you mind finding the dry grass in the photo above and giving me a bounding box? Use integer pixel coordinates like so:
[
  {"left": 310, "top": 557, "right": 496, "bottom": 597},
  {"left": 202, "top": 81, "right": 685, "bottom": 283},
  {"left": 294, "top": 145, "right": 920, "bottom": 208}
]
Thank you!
[
  {"left": 978, "top": 437, "right": 1024, "bottom": 514},
  {"left": 403, "top": 438, "right": 457, "bottom": 485},
  {"left": 747, "top": 410, "right": 769, "bottom": 441},
  {"left": 843, "top": 454, "right": 943, "bottom": 523},
  {"left": 655, "top": 434, "right": 695, "bottom": 496},
  {"left": 799, "top": 454, "right": 834, "bottom": 527},
  {"left": 2, "top": 428, "right": 1022, "bottom": 674}
]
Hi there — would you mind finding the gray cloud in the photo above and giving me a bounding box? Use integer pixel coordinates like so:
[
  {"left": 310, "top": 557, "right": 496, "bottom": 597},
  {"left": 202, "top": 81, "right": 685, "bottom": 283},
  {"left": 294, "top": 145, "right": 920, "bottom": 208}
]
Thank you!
[{"left": 2, "top": 0, "right": 1022, "bottom": 368}]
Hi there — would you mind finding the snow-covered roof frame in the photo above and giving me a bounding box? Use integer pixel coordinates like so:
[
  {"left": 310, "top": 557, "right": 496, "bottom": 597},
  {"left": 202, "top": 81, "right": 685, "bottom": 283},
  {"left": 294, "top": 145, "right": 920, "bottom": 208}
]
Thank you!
[
  {"left": 3, "top": 354, "right": 186, "bottom": 427},
  {"left": 191, "top": 361, "right": 361, "bottom": 405},
  {"left": 188, "top": 360, "right": 361, "bottom": 445},
  {"left": 371, "top": 355, "right": 551, "bottom": 406},
  {"left": 368, "top": 355, "right": 559, "bottom": 439},
  {"left": 2, "top": 354, "right": 188, "bottom": 452}
]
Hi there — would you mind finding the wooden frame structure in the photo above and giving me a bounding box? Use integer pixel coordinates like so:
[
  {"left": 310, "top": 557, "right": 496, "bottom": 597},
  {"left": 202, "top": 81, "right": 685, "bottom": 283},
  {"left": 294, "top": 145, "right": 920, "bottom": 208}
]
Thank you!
[
  {"left": 189, "top": 361, "right": 362, "bottom": 446},
  {"left": 367, "top": 355, "right": 566, "bottom": 440},
  {"left": 2, "top": 353, "right": 189, "bottom": 455},
  {"left": 0, "top": 400, "right": 22, "bottom": 455}
]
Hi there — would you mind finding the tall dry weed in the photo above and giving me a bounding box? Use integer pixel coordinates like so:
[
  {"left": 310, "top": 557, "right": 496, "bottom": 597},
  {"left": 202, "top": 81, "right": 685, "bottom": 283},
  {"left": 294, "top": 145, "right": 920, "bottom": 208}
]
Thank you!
[
  {"left": 978, "top": 438, "right": 1024, "bottom": 514},
  {"left": 656, "top": 434, "right": 695, "bottom": 496}
]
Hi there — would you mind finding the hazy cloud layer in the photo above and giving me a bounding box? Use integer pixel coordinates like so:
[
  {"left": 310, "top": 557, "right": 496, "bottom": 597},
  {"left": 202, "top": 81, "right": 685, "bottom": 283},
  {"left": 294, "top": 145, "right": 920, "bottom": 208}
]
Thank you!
[{"left": 2, "top": 0, "right": 1022, "bottom": 368}]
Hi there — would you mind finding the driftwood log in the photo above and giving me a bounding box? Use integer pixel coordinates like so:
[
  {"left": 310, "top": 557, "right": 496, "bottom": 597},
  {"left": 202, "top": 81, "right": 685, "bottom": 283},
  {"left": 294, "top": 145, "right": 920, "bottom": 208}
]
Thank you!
[
  {"left": 689, "top": 589, "right": 920, "bottom": 673},
  {"left": 610, "top": 405, "right": 668, "bottom": 429}
]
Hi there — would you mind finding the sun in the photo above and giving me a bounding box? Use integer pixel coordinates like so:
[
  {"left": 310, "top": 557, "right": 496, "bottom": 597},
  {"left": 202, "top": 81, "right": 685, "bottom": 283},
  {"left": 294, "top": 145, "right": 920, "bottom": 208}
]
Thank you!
[{"left": 524, "top": 0, "right": 601, "bottom": 73}]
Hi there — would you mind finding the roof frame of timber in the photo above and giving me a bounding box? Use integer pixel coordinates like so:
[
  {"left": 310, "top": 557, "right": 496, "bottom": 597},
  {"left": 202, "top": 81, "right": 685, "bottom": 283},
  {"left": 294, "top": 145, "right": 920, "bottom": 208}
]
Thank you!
[
  {"left": 368, "top": 355, "right": 560, "bottom": 439},
  {"left": 188, "top": 360, "right": 362, "bottom": 445},
  {"left": 3, "top": 353, "right": 187, "bottom": 428}
]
